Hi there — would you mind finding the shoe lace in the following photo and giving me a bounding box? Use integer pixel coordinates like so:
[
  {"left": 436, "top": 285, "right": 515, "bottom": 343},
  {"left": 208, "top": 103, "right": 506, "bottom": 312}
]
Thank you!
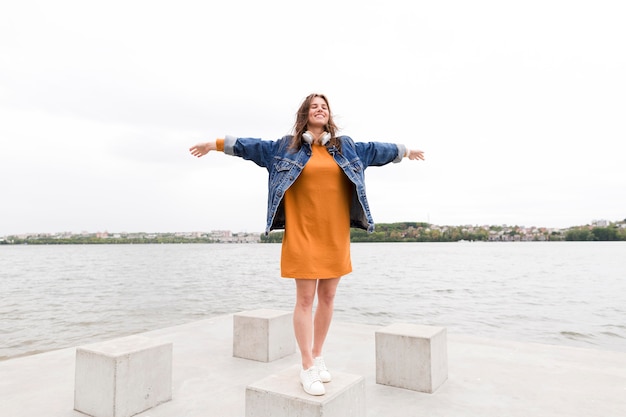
[
  {"left": 314, "top": 357, "right": 328, "bottom": 371},
  {"left": 302, "top": 367, "right": 321, "bottom": 385}
]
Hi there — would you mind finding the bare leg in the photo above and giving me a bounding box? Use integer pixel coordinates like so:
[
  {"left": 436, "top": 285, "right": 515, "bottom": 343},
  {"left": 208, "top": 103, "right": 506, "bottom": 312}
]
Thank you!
[
  {"left": 312, "top": 278, "right": 340, "bottom": 358},
  {"left": 294, "top": 279, "right": 318, "bottom": 369}
]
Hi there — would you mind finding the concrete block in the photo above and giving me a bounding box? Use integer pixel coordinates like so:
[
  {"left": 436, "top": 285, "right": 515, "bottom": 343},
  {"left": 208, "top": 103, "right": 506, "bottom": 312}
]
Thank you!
[
  {"left": 233, "top": 309, "right": 295, "bottom": 362},
  {"left": 375, "top": 323, "right": 448, "bottom": 393},
  {"left": 74, "top": 335, "right": 172, "bottom": 417},
  {"left": 246, "top": 365, "right": 365, "bottom": 417}
]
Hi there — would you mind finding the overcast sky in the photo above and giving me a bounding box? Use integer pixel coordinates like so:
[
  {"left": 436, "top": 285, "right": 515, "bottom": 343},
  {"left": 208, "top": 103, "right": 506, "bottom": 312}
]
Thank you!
[{"left": 1, "top": 0, "right": 624, "bottom": 236}]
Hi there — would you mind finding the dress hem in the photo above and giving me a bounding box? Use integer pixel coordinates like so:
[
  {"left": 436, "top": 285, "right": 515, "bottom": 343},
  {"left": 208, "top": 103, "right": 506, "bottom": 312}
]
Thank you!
[{"left": 280, "top": 269, "right": 352, "bottom": 280}]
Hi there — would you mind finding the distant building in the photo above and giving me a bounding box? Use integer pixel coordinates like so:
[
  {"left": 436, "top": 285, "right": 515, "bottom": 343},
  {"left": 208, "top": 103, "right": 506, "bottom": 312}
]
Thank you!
[{"left": 209, "top": 230, "right": 260, "bottom": 243}]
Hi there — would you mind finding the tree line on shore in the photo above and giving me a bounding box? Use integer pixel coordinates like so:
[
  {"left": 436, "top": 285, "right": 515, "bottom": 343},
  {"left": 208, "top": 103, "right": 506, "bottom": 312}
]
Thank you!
[
  {"left": 261, "top": 221, "right": 626, "bottom": 243},
  {"left": 3, "top": 220, "right": 625, "bottom": 244},
  {"left": 0, "top": 235, "right": 218, "bottom": 245}
]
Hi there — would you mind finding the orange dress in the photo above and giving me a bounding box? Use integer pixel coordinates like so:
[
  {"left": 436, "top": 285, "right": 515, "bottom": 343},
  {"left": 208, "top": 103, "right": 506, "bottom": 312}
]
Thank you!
[{"left": 280, "top": 144, "right": 353, "bottom": 279}]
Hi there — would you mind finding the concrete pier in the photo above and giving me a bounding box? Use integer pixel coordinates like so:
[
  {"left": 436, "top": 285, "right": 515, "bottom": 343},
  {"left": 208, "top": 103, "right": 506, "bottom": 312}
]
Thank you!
[{"left": 1, "top": 313, "right": 625, "bottom": 417}]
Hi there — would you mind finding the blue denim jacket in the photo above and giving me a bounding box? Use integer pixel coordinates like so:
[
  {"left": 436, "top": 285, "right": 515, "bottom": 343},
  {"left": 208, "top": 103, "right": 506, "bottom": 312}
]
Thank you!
[{"left": 223, "top": 135, "right": 406, "bottom": 234}]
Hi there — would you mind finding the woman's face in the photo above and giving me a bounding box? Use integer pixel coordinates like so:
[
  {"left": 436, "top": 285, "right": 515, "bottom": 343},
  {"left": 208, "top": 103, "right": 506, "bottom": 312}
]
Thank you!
[{"left": 307, "top": 96, "right": 329, "bottom": 129}]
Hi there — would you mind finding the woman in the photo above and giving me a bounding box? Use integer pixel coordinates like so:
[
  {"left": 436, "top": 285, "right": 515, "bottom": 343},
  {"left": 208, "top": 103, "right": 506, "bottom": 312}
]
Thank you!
[{"left": 189, "top": 93, "right": 424, "bottom": 396}]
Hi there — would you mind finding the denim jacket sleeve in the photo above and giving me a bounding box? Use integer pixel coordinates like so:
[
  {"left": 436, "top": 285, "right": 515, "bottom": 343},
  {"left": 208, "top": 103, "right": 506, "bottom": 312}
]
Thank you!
[
  {"left": 223, "top": 135, "right": 286, "bottom": 168},
  {"left": 345, "top": 136, "right": 406, "bottom": 167}
]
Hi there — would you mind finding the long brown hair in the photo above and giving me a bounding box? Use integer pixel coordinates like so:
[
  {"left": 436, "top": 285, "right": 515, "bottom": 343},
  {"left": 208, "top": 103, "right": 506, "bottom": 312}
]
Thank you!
[{"left": 289, "top": 93, "right": 341, "bottom": 152}]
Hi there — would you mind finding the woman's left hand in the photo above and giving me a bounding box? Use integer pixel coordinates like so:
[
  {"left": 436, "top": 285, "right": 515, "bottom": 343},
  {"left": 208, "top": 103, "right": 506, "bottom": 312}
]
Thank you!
[{"left": 406, "top": 149, "right": 425, "bottom": 161}]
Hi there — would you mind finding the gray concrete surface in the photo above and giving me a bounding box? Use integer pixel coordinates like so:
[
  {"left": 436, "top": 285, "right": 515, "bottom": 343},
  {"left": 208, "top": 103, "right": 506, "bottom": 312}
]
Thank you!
[{"left": 1, "top": 313, "right": 625, "bottom": 417}]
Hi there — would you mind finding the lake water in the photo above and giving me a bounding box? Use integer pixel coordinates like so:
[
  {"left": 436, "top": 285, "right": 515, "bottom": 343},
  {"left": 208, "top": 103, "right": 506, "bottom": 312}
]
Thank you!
[{"left": 1, "top": 242, "right": 625, "bottom": 360}]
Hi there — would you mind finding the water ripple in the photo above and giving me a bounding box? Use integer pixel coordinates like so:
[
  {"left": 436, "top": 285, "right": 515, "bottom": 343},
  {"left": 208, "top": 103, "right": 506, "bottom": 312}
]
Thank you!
[{"left": 1, "top": 241, "right": 626, "bottom": 360}]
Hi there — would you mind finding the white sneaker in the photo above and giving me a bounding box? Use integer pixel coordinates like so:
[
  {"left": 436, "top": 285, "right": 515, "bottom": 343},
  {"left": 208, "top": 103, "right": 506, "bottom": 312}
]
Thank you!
[
  {"left": 300, "top": 366, "right": 325, "bottom": 396},
  {"left": 314, "top": 356, "right": 332, "bottom": 383}
]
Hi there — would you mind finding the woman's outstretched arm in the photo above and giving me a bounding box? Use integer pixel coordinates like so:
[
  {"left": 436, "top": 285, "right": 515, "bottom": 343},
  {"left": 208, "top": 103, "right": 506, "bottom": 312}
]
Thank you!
[{"left": 189, "top": 139, "right": 223, "bottom": 158}]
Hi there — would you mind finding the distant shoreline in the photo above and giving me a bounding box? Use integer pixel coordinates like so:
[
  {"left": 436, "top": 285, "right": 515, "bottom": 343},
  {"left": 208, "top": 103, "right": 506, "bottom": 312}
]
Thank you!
[{"left": 2, "top": 220, "right": 625, "bottom": 244}]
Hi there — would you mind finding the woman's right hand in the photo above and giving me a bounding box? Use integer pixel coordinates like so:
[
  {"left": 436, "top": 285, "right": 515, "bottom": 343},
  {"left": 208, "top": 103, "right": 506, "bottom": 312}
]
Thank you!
[{"left": 189, "top": 141, "right": 216, "bottom": 158}]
